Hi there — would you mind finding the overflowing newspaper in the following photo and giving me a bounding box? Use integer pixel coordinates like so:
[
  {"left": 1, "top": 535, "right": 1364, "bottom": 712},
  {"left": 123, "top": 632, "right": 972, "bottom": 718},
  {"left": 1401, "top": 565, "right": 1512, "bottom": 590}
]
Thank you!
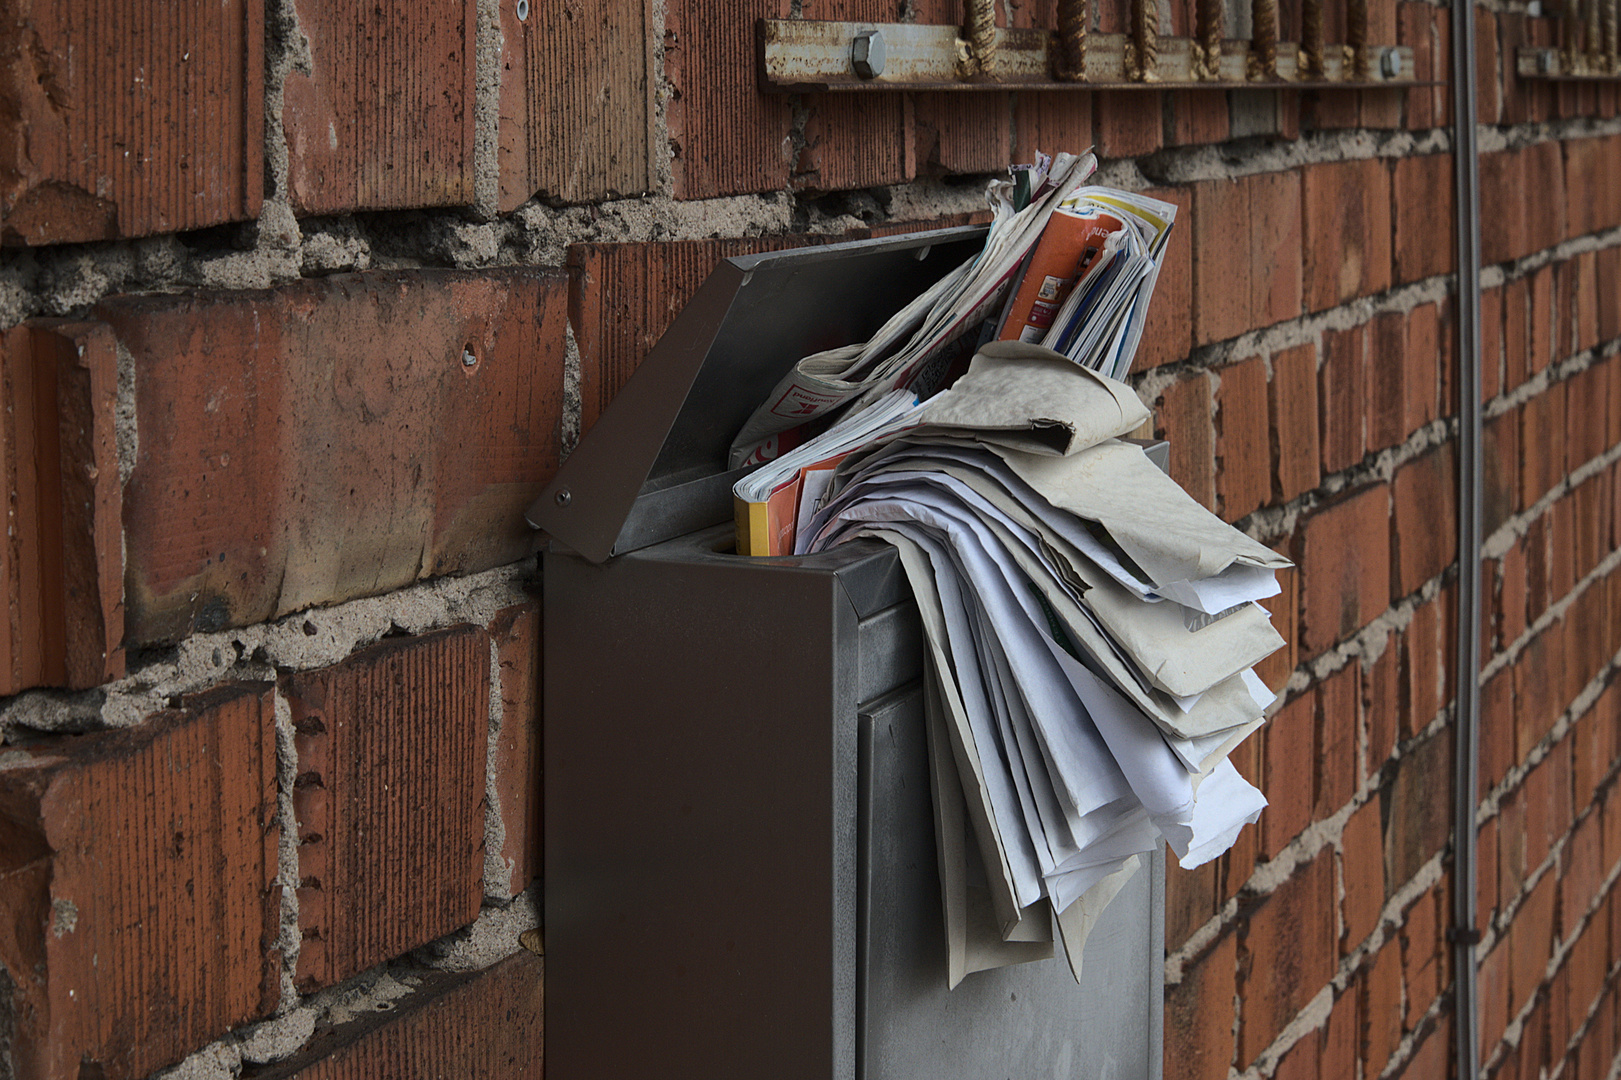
[{"left": 795, "top": 343, "right": 1292, "bottom": 986}]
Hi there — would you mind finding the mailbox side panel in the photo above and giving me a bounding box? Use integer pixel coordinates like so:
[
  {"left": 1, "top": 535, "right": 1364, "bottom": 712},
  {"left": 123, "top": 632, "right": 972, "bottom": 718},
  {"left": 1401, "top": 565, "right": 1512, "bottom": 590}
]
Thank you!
[{"left": 544, "top": 547, "right": 851, "bottom": 1080}]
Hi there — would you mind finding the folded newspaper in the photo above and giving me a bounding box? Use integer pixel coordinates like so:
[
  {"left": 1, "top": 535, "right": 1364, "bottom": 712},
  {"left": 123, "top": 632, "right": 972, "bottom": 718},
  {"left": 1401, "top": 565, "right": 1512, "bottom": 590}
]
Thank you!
[{"left": 727, "top": 158, "right": 1292, "bottom": 988}]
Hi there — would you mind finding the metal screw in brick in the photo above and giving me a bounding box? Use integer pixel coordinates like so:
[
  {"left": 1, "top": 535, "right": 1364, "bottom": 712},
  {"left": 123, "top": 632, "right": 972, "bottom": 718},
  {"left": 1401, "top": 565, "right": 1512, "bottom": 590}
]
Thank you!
[
  {"left": 463, "top": 346, "right": 478, "bottom": 367},
  {"left": 852, "top": 29, "right": 887, "bottom": 79}
]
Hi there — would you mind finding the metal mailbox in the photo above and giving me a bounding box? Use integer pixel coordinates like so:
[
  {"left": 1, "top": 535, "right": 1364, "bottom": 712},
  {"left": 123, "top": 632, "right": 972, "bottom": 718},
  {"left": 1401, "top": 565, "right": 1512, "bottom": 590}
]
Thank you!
[{"left": 531, "top": 229, "right": 1166, "bottom": 1080}]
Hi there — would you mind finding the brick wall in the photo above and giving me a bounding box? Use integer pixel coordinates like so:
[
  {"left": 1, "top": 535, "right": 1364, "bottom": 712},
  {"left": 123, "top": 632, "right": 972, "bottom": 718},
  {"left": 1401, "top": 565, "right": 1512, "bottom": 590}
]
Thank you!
[{"left": 0, "top": 0, "right": 1617, "bottom": 1076}]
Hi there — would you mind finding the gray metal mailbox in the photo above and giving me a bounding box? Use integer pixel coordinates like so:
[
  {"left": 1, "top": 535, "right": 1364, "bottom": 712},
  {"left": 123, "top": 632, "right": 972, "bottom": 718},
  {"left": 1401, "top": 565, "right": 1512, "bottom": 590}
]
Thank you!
[{"left": 532, "top": 229, "right": 1166, "bottom": 1080}]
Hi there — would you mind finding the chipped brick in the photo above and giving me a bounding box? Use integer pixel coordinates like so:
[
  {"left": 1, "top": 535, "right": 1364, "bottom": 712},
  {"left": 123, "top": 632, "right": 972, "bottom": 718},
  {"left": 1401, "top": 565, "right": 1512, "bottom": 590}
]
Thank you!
[
  {"left": 1302, "top": 159, "right": 1393, "bottom": 312},
  {"left": 490, "top": 601, "right": 541, "bottom": 899},
  {"left": 1217, "top": 356, "right": 1270, "bottom": 521},
  {"left": 1297, "top": 483, "right": 1391, "bottom": 656}
]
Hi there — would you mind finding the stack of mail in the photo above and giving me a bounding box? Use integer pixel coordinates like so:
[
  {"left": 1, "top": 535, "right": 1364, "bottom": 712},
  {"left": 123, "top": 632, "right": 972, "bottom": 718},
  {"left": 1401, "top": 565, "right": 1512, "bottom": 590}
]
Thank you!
[{"left": 797, "top": 341, "right": 1291, "bottom": 986}]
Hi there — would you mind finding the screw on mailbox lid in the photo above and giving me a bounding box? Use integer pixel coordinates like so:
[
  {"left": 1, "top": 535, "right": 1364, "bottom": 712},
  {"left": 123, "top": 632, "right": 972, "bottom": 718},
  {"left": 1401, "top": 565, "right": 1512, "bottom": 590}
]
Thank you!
[
  {"left": 852, "top": 29, "right": 887, "bottom": 79},
  {"left": 1380, "top": 49, "right": 1402, "bottom": 78},
  {"left": 555, "top": 488, "right": 572, "bottom": 507}
]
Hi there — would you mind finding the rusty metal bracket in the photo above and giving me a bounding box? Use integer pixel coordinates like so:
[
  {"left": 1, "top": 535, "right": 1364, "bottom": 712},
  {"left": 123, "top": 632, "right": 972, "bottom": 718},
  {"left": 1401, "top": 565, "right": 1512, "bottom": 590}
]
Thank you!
[{"left": 757, "top": 19, "right": 1419, "bottom": 90}]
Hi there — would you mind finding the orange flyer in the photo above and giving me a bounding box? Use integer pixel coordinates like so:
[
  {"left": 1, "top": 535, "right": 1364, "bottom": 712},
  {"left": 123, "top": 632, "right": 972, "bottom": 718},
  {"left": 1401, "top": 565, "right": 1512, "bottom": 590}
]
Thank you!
[{"left": 998, "top": 208, "right": 1124, "bottom": 344}]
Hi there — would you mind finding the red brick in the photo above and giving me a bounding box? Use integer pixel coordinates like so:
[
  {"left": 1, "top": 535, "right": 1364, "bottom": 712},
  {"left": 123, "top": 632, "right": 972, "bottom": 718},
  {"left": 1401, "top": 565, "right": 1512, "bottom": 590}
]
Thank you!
[
  {"left": 1575, "top": 252, "right": 1601, "bottom": 353},
  {"left": 101, "top": 269, "right": 567, "bottom": 645},
  {"left": 1524, "top": 141, "right": 1569, "bottom": 256},
  {"left": 0, "top": 684, "right": 280, "bottom": 1080},
  {"left": 1217, "top": 357, "right": 1270, "bottom": 521},
  {"left": 1317, "top": 664, "right": 1360, "bottom": 818},
  {"left": 1302, "top": 159, "right": 1394, "bottom": 312},
  {"left": 1573, "top": 683, "right": 1619, "bottom": 808},
  {"left": 1320, "top": 983, "right": 1359, "bottom": 1078},
  {"left": 0, "top": 0, "right": 263, "bottom": 244},
  {"left": 1192, "top": 177, "right": 1253, "bottom": 345},
  {"left": 1134, "top": 185, "right": 1194, "bottom": 371},
  {"left": 1365, "top": 642, "right": 1400, "bottom": 774},
  {"left": 1270, "top": 343, "right": 1321, "bottom": 501},
  {"left": 259, "top": 951, "right": 543, "bottom": 1079},
  {"left": 1480, "top": 665, "right": 1516, "bottom": 793},
  {"left": 1483, "top": 410, "right": 1520, "bottom": 536},
  {"left": 1167, "top": 90, "right": 1230, "bottom": 146},
  {"left": 663, "top": 0, "right": 791, "bottom": 198},
  {"left": 1504, "top": 275, "right": 1530, "bottom": 392},
  {"left": 496, "top": 0, "right": 654, "bottom": 208},
  {"left": 1479, "top": 816, "right": 1500, "bottom": 932},
  {"left": 1600, "top": 247, "right": 1621, "bottom": 343},
  {"left": 915, "top": 93, "right": 1013, "bottom": 176},
  {"left": 1404, "top": 302, "right": 1442, "bottom": 437},
  {"left": 1566, "top": 136, "right": 1621, "bottom": 237},
  {"left": 1094, "top": 93, "right": 1164, "bottom": 159},
  {"left": 1367, "top": 311, "right": 1408, "bottom": 453},
  {"left": 1480, "top": 285, "right": 1503, "bottom": 403},
  {"left": 490, "top": 602, "right": 541, "bottom": 899},
  {"left": 0, "top": 322, "right": 124, "bottom": 695},
  {"left": 1383, "top": 726, "right": 1453, "bottom": 886},
  {"left": 1320, "top": 324, "right": 1368, "bottom": 474},
  {"left": 1571, "top": 475, "right": 1610, "bottom": 581},
  {"left": 283, "top": 625, "right": 490, "bottom": 992},
  {"left": 797, "top": 79, "right": 910, "bottom": 192},
  {"left": 1239, "top": 849, "right": 1338, "bottom": 1064},
  {"left": 1519, "top": 381, "right": 1568, "bottom": 507},
  {"left": 1014, "top": 93, "right": 1094, "bottom": 172},
  {"left": 1341, "top": 797, "right": 1386, "bottom": 951},
  {"left": 1481, "top": 150, "right": 1529, "bottom": 267},
  {"left": 1157, "top": 374, "right": 1216, "bottom": 511},
  {"left": 1516, "top": 625, "right": 1569, "bottom": 760},
  {"left": 1399, "top": 2, "right": 1444, "bottom": 130},
  {"left": 1566, "top": 894, "right": 1611, "bottom": 1029},
  {"left": 1509, "top": 871, "right": 1559, "bottom": 1019},
  {"left": 1529, "top": 264, "right": 1555, "bottom": 376},
  {"left": 1525, "top": 517, "right": 1553, "bottom": 626},
  {"left": 1257, "top": 550, "right": 1300, "bottom": 693},
  {"left": 1567, "top": 580, "right": 1613, "bottom": 694},
  {"left": 1480, "top": 937, "right": 1512, "bottom": 1052},
  {"left": 1402, "top": 887, "right": 1443, "bottom": 1025},
  {"left": 1523, "top": 745, "right": 1573, "bottom": 872},
  {"left": 1567, "top": 362, "right": 1612, "bottom": 471},
  {"left": 1166, "top": 852, "right": 1221, "bottom": 951},
  {"left": 1362, "top": 938, "right": 1405, "bottom": 1077},
  {"left": 1250, "top": 171, "right": 1304, "bottom": 330},
  {"left": 1165, "top": 932, "right": 1238, "bottom": 1080},
  {"left": 1562, "top": 808, "right": 1604, "bottom": 934},
  {"left": 1262, "top": 692, "right": 1316, "bottom": 858},
  {"left": 284, "top": 0, "right": 475, "bottom": 212},
  {"left": 1476, "top": 8, "right": 1502, "bottom": 123},
  {"left": 1298, "top": 483, "right": 1391, "bottom": 656},
  {"left": 1392, "top": 442, "right": 1459, "bottom": 598},
  {"left": 1392, "top": 154, "right": 1456, "bottom": 284}
]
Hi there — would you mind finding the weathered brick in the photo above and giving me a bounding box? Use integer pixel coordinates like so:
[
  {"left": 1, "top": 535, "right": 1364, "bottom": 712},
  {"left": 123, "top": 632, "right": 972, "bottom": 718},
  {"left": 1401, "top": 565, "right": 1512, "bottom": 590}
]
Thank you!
[
  {"left": 916, "top": 92, "right": 1014, "bottom": 175},
  {"left": 1482, "top": 410, "right": 1520, "bottom": 536},
  {"left": 1239, "top": 848, "right": 1337, "bottom": 1064},
  {"left": 1367, "top": 311, "right": 1407, "bottom": 454},
  {"left": 1362, "top": 938, "right": 1404, "bottom": 1077},
  {"left": 1504, "top": 275, "right": 1530, "bottom": 392},
  {"left": 1480, "top": 937, "right": 1512, "bottom": 1052},
  {"left": 1302, "top": 159, "right": 1393, "bottom": 311},
  {"left": 1256, "top": 547, "right": 1299, "bottom": 693},
  {"left": 1524, "top": 141, "right": 1569, "bottom": 256},
  {"left": 1566, "top": 580, "right": 1613, "bottom": 695},
  {"left": 1316, "top": 664, "right": 1359, "bottom": 818},
  {"left": 1014, "top": 93, "right": 1093, "bottom": 169},
  {"left": 1298, "top": 483, "right": 1391, "bottom": 656},
  {"left": 1341, "top": 797, "right": 1386, "bottom": 951},
  {"left": 1529, "top": 264, "right": 1555, "bottom": 376},
  {"left": 0, "top": 684, "right": 280, "bottom": 1080},
  {"left": 283, "top": 626, "right": 490, "bottom": 992},
  {"left": 1392, "top": 154, "right": 1455, "bottom": 284},
  {"left": 1480, "top": 149, "right": 1528, "bottom": 267},
  {"left": 1261, "top": 692, "right": 1315, "bottom": 858},
  {"left": 1392, "top": 441, "right": 1458, "bottom": 598},
  {"left": 1165, "top": 932, "right": 1237, "bottom": 1080},
  {"left": 1573, "top": 683, "right": 1619, "bottom": 809},
  {"left": 1217, "top": 357, "right": 1270, "bottom": 521},
  {"left": 1404, "top": 301, "right": 1442, "bottom": 437},
  {"left": 284, "top": 0, "right": 475, "bottom": 213},
  {"left": 1515, "top": 624, "right": 1569, "bottom": 760},
  {"left": 1567, "top": 362, "right": 1612, "bottom": 472},
  {"left": 1320, "top": 324, "right": 1368, "bottom": 474},
  {"left": 1166, "top": 851, "right": 1220, "bottom": 951},
  {"left": 1566, "top": 892, "right": 1611, "bottom": 1032},
  {"left": 102, "top": 269, "right": 567, "bottom": 645},
  {"left": 257, "top": 951, "right": 544, "bottom": 1080},
  {"left": 497, "top": 0, "right": 654, "bottom": 208},
  {"left": 1365, "top": 643, "right": 1400, "bottom": 774},
  {"left": 1561, "top": 807, "right": 1604, "bottom": 935},
  {"left": 1480, "top": 665, "right": 1516, "bottom": 793},
  {"left": 1093, "top": 93, "right": 1164, "bottom": 159},
  {"left": 1383, "top": 726, "right": 1453, "bottom": 886},
  {"left": 1565, "top": 135, "right": 1621, "bottom": 237},
  {"left": 1476, "top": 9, "right": 1502, "bottom": 123},
  {"left": 1598, "top": 248, "right": 1621, "bottom": 344},
  {"left": 0, "top": 322, "right": 124, "bottom": 695},
  {"left": 490, "top": 601, "right": 541, "bottom": 899},
  {"left": 1480, "top": 284, "right": 1503, "bottom": 403},
  {"left": 1270, "top": 343, "right": 1320, "bottom": 501},
  {"left": 1509, "top": 871, "right": 1558, "bottom": 1019},
  {"left": 1249, "top": 170, "right": 1304, "bottom": 331},
  {"left": 1571, "top": 475, "right": 1610, "bottom": 582},
  {"left": 1519, "top": 381, "right": 1568, "bottom": 508},
  {"left": 0, "top": 0, "right": 263, "bottom": 244},
  {"left": 1156, "top": 374, "right": 1216, "bottom": 511},
  {"left": 1192, "top": 177, "right": 1253, "bottom": 345},
  {"left": 1134, "top": 185, "right": 1194, "bottom": 371},
  {"left": 1401, "top": 886, "right": 1443, "bottom": 1025},
  {"left": 1167, "top": 90, "right": 1230, "bottom": 146},
  {"left": 1523, "top": 743, "right": 1573, "bottom": 873},
  {"left": 1574, "top": 251, "right": 1601, "bottom": 353}
]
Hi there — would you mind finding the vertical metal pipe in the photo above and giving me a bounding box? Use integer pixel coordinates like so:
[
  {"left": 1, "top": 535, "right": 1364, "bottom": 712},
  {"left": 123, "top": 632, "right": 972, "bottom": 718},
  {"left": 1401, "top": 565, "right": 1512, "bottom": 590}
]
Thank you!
[{"left": 1450, "top": 0, "right": 1484, "bottom": 1074}]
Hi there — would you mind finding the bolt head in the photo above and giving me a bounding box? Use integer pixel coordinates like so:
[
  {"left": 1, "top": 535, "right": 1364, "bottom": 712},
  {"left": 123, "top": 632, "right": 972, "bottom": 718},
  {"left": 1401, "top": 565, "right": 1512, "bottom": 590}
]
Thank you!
[
  {"left": 1541, "top": 48, "right": 1559, "bottom": 73},
  {"left": 1380, "top": 49, "right": 1403, "bottom": 78},
  {"left": 852, "top": 29, "right": 887, "bottom": 79}
]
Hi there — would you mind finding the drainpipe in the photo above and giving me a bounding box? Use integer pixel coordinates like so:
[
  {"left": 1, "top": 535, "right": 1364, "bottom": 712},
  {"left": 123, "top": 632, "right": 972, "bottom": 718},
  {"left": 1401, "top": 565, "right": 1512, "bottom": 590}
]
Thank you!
[{"left": 1449, "top": 0, "right": 1484, "bottom": 1072}]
